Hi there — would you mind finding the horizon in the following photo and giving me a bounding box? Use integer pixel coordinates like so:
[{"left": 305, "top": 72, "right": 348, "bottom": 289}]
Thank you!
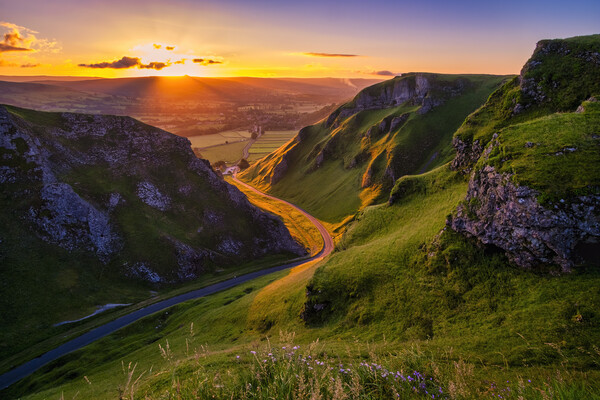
[{"left": 1, "top": 0, "right": 599, "bottom": 79}]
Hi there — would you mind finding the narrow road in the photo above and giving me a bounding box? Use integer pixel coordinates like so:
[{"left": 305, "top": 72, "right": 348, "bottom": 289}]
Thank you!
[
  {"left": 242, "top": 138, "right": 254, "bottom": 159},
  {"left": 231, "top": 176, "right": 334, "bottom": 257},
  {"left": 0, "top": 181, "right": 333, "bottom": 391}
]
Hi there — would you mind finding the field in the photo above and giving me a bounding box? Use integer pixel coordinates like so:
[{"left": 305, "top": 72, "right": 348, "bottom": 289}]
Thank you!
[
  {"left": 194, "top": 140, "right": 248, "bottom": 164},
  {"left": 248, "top": 130, "right": 297, "bottom": 161},
  {"left": 188, "top": 130, "right": 253, "bottom": 149},
  {"left": 191, "top": 130, "right": 297, "bottom": 165}
]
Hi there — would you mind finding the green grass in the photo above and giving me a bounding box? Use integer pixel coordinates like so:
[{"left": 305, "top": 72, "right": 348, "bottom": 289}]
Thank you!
[
  {"left": 226, "top": 176, "right": 323, "bottom": 255},
  {"left": 454, "top": 34, "right": 600, "bottom": 166},
  {"left": 248, "top": 131, "right": 297, "bottom": 161},
  {"left": 480, "top": 99, "right": 600, "bottom": 203},
  {"left": 9, "top": 165, "right": 600, "bottom": 400},
  {"left": 195, "top": 140, "right": 248, "bottom": 164},
  {"left": 188, "top": 130, "right": 252, "bottom": 148},
  {"left": 241, "top": 74, "right": 508, "bottom": 223}
]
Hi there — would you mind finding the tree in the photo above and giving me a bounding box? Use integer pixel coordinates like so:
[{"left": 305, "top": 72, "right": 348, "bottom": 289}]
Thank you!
[
  {"left": 211, "top": 160, "right": 227, "bottom": 172},
  {"left": 237, "top": 158, "right": 250, "bottom": 170}
]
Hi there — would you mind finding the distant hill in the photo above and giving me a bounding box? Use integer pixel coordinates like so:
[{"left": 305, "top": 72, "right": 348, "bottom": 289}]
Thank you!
[
  {"left": 25, "top": 76, "right": 383, "bottom": 103},
  {"left": 0, "top": 75, "right": 103, "bottom": 82},
  {"left": 0, "top": 76, "right": 384, "bottom": 137},
  {"left": 0, "top": 105, "right": 304, "bottom": 360},
  {"left": 240, "top": 73, "right": 509, "bottom": 222}
]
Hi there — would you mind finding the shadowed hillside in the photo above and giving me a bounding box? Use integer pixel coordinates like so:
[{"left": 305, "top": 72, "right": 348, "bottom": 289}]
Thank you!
[{"left": 0, "top": 105, "right": 304, "bottom": 363}]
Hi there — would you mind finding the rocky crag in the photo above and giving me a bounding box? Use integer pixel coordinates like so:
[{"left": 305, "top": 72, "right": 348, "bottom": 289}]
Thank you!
[
  {"left": 0, "top": 105, "right": 304, "bottom": 284},
  {"left": 447, "top": 35, "right": 600, "bottom": 271}
]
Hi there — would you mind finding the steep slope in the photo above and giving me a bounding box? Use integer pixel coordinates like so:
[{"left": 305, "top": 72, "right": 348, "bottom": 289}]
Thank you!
[
  {"left": 304, "top": 34, "right": 600, "bottom": 323},
  {"left": 240, "top": 73, "right": 508, "bottom": 222},
  {"left": 0, "top": 105, "right": 304, "bottom": 360},
  {"left": 297, "top": 34, "right": 600, "bottom": 379},
  {"left": 447, "top": 35, "right": 600, "bottom": 271}
]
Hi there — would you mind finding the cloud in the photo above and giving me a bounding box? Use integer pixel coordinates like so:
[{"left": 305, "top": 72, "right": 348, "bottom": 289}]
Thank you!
[
  {"left": 303, "top": 52, "right": 359, "bottom": 58},
  {"left": 373, "top": 70, "right": 399, "bottom": 76},
  {"left": 174, "top": 59, "right": 186, "bottom": 64},
  {"left": 152, "top": 44, "right": 175, "bottom": 51},
  {"left": 0, "top": 22, "right": 34, "bottom": 53},
  {"left": 0, "top": 43, "right": 31, "bottom": 52},
  {"left": 20, "top": 62, "right": 40, "bottom": 68},
  {"left": 192, "top": 58, "right": 222, "bottom": 65},
  {"left": 79, "top": 56, "right": 140, "bottom": 69},
  {"left": 140, "top": 61, "right": 168, "bottom": 70},
  {"left": 357, "top": 69, "right": 401, "bottom": 77},
  {"left": 79, "top": 56, "right": 170, "bottom": 70},
  {"left": 0, "top": 21, "right": 60, "bottom": 53}
]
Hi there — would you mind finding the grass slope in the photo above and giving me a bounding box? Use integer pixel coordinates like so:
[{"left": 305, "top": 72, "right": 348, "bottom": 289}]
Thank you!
[
  {"left": 0, "top": 105, "right": 302, "bottom": 372},
  {"left": 241, "top": 74, "right": 508, "bottom": 223},
  {"left": 9, "top": 165, "right": 600, "bottom": 400},
  {"left": 480, "top": 98, "right": 600, "bottom": 203},
  {"left": 454, "top": 35, "right": 600, "bottom": 156}
]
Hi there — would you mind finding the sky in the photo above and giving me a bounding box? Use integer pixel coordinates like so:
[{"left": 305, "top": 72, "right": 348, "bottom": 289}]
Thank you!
[{"left": 0, "top": 0, "right": 599, "bottom": 78}]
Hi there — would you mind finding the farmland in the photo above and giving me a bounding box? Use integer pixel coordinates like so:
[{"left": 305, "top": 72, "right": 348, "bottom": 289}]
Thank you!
[{"left": 191, "top": 130, "right": 297, "bottom": 165}]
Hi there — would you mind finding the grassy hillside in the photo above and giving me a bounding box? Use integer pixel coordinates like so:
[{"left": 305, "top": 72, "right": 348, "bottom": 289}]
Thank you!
[
  {"left": 0, "top": 105, "right": 303, "bottom": 370},
  {"left": 9, "top": 165, "right": 600, "bottom": 400},
  {"left": 453, "top": 35, "right": 600, "bottom": 169},
  {"left": 478, "top": 98, "right": 600, "bottom": 204},
  {"left": 241, "top": 74, "right": 508, "bottom": 223}
]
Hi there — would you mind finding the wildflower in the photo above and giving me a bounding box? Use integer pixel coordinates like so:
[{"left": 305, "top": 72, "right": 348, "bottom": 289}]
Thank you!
[
  {"left": 250, "top": 350, "right": 256, "bottom": 354},
  {"left": 236, "top": 355, "right": 240, "bottom": 359}
]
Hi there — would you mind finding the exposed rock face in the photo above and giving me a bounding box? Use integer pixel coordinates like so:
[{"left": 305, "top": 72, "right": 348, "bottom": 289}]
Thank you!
[
  {"left": 448, "top": 165, "right": 600, "bottom": 271},
  {"left": 0, "top": 105, "right": 305, "bottom": 284},
  {"left": 32, "top": 183, "right": 120, "bottom": 261},
  {"left": 448, "top": 35, "right": 600, "bottom": 271},
  {"left": 450, "top": 136, "right": 484, "bottom": 172},
  {"left": 325, "top": 73, "right": 468, "bottom": 128},
  {"left": 136, "top": 181, "right": 171, "bottom": 211}
]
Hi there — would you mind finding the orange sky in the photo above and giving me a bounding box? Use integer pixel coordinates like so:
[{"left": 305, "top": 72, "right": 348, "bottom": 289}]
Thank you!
[{"left": 1, "top": 0, "right": 599, "bottom": 78}]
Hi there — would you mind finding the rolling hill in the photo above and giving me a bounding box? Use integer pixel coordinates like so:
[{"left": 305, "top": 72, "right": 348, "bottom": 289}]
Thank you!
[{"left": 240, "top": 73, "right": 510, "bottom": 222}]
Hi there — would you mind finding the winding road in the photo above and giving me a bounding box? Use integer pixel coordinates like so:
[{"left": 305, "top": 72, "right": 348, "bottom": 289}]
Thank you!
[{"left": 0, "top": 179, "right": 333, "bottom": 390}]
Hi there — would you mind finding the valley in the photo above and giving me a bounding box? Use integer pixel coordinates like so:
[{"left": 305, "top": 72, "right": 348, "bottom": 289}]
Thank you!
[{"left": 0, "top": 5, "right": 599, "bottom": 397}]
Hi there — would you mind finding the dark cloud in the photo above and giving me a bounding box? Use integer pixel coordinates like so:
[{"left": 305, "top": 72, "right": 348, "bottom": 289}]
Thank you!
[
  {"left": 153, "top": 44, "right": 161, "bottom": 49},
  {"left": 140, "top": 61, "right": 168, "bottom": 70},
  {"left": 79, "top": 56, "right": 140, "bottom": 69},
  {"left": 192, "top": 58, "right": 222, "bottom": 65},
  {"left": 0, "top": 43, "right": 31, "bottom": 52},
  {"left": 20, "top": 63, "right": 39, "bottom": 68},
  {"left": 79, "top": 56, "right": 169, "bottom": 70},
  {"left": 1, "top": 30, "right": 32, "bottom": 53},
  {"left": 174, "top": 59, "right": 186, "bottom": 64},
  {"left": 303, "top": 52, "right": 359, "bottom": 58},
  {"left": 373, "top": 70, "right": 399, "bottom": 76},
  {"left": 165, "top": 46, "right": 175, "bottom": 51}
]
